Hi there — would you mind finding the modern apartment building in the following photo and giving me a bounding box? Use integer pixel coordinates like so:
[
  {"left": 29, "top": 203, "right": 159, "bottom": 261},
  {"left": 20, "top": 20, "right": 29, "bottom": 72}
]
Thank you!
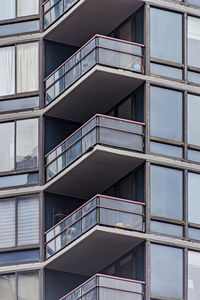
[{"left": 0, "top": 0, "right": 200, "bottom": 299}]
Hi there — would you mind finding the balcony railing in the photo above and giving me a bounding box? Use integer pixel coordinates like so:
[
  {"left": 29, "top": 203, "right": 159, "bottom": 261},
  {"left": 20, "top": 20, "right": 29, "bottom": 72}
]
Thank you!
[
  {"left": 60, "top": 274, "right": 145, "bottom": 300},
  {"left": 44, "top": 35, "right": 144, "bottom": 105},
  {"left": 43, "top": 0, "right": 79, "bottom": 29},
  {"left": 45, "top": 194, "right": 145, "bottom": 259},
  {"left": 45, "top": 114, "right": 145, "bottom": 181}
]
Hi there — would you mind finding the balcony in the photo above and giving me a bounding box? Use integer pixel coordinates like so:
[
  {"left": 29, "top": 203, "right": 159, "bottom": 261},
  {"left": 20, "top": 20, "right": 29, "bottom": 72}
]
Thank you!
[
  {"left": 43, "top": 0, "right": 143, "bottom": 45},
  {"left": 44, "top": 35, "right": 144, "bottom": 122},
  {"left": 60, "top": 274, "right": 145, "bottom": 300},
  {"left": 44, "top": 114, "right": 145, "bottom": 198},
  {"left": 45, "top": 194, "right": 145, "bottom": 259}
]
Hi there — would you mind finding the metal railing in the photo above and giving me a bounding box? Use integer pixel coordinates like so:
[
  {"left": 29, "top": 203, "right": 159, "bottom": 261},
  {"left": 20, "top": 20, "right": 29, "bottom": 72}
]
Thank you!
[
  {"left": 45, "top": 194, "right": 145, "bottom": 259},
  {"left": 44, "top": 35, "right": 144, "bottom": 105},
  {"left": 43, "top": 0, "right": 79, "bottom": 29},
  {"left": 45, "top": 114, "right": 145, "bottom": 181},
  {"left": 60, "top": 273, "right": 145, "bottom": 300}
]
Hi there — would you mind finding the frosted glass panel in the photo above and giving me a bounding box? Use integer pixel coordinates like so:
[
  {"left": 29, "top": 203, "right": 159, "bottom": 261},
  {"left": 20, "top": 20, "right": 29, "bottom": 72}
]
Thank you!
[
  {"left": 16, "top": 119, "right": 38, "bottom": 169},
  {"left": 0, "top": 274, "right": 15, "bottom": 300},
  {"left": 17, "top": 42, "right": 39, "bottom": 93},
  {"left": 188, "top": 251, "right": 200, "bottom": 300},
  {"left": 0, "top": 122, "right": 14, "bottom": 172},
  {"left": 18, "top": 196, "right": 39, "bottom": 245},
  {"left": 188, "top": 172, "right": 200, "bottom": 225},
  {"left": 18, "top": 272, "right": 39, "bottom": 300},
  {"left": 0, "top": 199, "right": 15, "bottom": 248},
  {"left": 0, "top": 46, "right": 15, "bottom": 96},
  {"left": 18, "top": 0, "right": 39, "bottom": 17},
  {"left": 0, "top": 0, "right": 15, "bottom": 21}
]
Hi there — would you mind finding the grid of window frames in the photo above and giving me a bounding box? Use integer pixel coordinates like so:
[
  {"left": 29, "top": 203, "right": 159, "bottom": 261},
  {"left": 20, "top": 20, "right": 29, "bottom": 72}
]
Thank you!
[
  {"left": 150, "top": 164, "right": 200, "bottom": 241},
  {"left": 150, "top": 7, "right": 200, "bottom": 85},
  {"left": 0, "top": 0, "right": 39, "bottom": 21},
  {"left": 0, "top": 271, "right": 39, "bottom": 300}
]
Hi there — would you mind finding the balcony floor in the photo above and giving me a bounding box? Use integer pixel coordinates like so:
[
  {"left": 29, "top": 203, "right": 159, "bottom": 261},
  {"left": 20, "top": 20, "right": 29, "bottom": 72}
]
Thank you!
[
  {"left": 45, "top": 225, "right": 144, "bottom": 275},
  {"left": 44, "top": 0, "right": 143, "bottom": 46},
  {"left": 44, "top": 65, "right": 144, "bottom": 123},
  {"left": 44, "top": 145, "right": 144, "bottom": 199}
]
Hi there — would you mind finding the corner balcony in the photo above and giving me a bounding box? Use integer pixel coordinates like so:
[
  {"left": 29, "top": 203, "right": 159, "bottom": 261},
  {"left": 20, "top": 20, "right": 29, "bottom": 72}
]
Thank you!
[
  {"left": 45, "top": 195, "right": 145, "bottom": 274},
  {"left": 44, "top": 114, "right": 145, "bottom": 198},
  {"left": 44, "top": 35, "right": 144, "bottom": 122},
  {"left": 43, "top": 0, "right": 143, "bottom": 45},
  {"left": 60, "top": 274, "right": 145, "bottom": 300}
]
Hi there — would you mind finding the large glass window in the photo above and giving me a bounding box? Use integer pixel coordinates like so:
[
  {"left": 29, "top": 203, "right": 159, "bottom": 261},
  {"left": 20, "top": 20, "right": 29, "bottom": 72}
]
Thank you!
[
  {"left": 187, "top": 0, "right": 200, "bottom": 6},
  {"left": 150, "top": 8, "right": 182, "bottom": 63},
  {"left": 0, "top": 195, "right": 39, "bottom": 248},
  {"left": 0, "top": 274, "right": 15, "bottom": 300},
  {"left": 0, "top": 0, "right": 38, "bottom": 21},
  {"left": 0, "top": 118, "right": 38, "bottom": 173},
  {"left": 150, "top": 86, "right": 182, "bottom": 141},
  {"left": 0, "top": 42, "right": 39, "bottom": 97},
  {"left": 151, "top": 165, "right": 183, "bottom": 220},
  {"left": 188, "top": 172, "right": 200, "bottom": 225},
  {"left": 151, "top": 244, "right": 183, "bottom": 299},
  {"left": 188, "top": 17, "right": 200, "bottom": 69},
  {"left": 188, "top": 251, "right": 200, "bottom": 300},
  {"left": 188, "top": 94, "right": 200, "bottom": 147}
]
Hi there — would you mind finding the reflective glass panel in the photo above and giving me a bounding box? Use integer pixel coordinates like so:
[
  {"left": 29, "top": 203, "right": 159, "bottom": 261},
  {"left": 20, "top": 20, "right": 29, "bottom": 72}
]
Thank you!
[
  {"left": 150, "top": 63, "right": 183, "bottom": 80},
  {"left": 150, "top": 86, "right": 182, "bottom": 141},
  {"left": 151, "top": 165, "right": 183, "bottom": 220},
  {"left": 151, "top": 244, "right": 183, "bottom": 299},
  {"left": 150, "top": 220, "right": 183, "bottom": 237},
  {"left": 150, "top": 8, "right": 182, "bottom": 63},
  {"left": 150, "top": 141, "right": 183, "bottom": 158},
  {"left": 188, "top": 17, "right": 200, "bottom": 68},
  {"left": 188, "top": 94, "right": 200, "bottom": 146},
  {"left": 0, "top": 122, "right": 14, "bottom": 172},
  {"left": 187, "top": 0, "right": 200, "bottom": 5},
  {"left": 16, "top": 119, "right": 38, "bottom": 169},
  {"left": 188, "top": 172, "right": 200, "bottom": 225},
  {"left": 188, "top": 251, "right": 200, "bottom": 300}
]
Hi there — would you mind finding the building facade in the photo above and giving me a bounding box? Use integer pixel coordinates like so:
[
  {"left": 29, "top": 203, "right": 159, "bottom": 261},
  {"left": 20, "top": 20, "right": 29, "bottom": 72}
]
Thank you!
[{"left": 0, "top": 0, "right": 200, "bottom": 299}]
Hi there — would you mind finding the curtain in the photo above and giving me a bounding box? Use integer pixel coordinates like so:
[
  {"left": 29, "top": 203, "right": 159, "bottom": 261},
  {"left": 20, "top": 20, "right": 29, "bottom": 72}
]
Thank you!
[
  {"left": 18, "top": 272, "right": 39, "bottom": 300},
  {"left": 17, "top": 196, "right": 39, "bottom": 245},
  {"left": 0, "top": 46, "right": 15, "bottom": 96},
  {"left": 0, "top": 0, "right": 15, "bottom": 21},
  {"left": 0, "top": 199, "right": 15, "bottom": 248},
  {"left": 17, "top": 42, "right": 39, "bottom": 93},
  {"left": 0, "top": 122, "right": 15, "bottom": 172},
  {"left": 17, "top": 0, "right": 39, "bottom": 17},
  {"left": 0, "top": 274, "right": 16, "bottom": 300}
]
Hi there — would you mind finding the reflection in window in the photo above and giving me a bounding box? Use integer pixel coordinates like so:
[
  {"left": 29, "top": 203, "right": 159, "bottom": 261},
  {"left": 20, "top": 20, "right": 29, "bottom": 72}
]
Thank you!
[
  {"left": 0, "top": 0, "right": 38, "bottom": 21},
  {"left": 188, "top": 172, "right": 200, "bottom": 225},
  {"left": 150, "top": 8, "right": 182, "bottom": 63},
  {"left": 188, "top": 94, "right": 200, "bottom": 146},
  {"left": 151, "top": 165, "right": 183, "bottom": 220},
  {"left": 188, "top": 17, "right": 200, "bottom": 69},
  {"left": 151, "top": 244, "right": 183, "bottom": 299},
  {"left": 188, "top": 251, "right": 200, "bottom": 300},
  {"left": 150, "top": 86, "right": 182, "bottom": 141}
]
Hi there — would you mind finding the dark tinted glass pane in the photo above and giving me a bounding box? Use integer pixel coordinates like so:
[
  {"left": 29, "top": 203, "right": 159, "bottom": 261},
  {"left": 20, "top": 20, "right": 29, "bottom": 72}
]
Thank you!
[
  {"left": 151, "top": 165, "right": 183, "bottom": 220},
  {"left": 0, "top": 96, "right": 39, "bottom": 113},
  {"left": 150, "top": 86, "right": 182, "bottom": 141},
  {"left": 150, "top": 8, "right": 182, "bottom": 63},
  {"left": 0, "top": 249, "right": 39, "bottom": 264},
  {"left": 0, "top": 173, "right": 38, "bottom": 188},
  {"left": 0, "top": 20, "right": 39, "bottom": 37}
]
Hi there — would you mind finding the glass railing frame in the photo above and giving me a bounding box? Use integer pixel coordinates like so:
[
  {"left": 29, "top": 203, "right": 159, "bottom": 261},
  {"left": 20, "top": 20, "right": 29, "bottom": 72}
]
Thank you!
[
  {"left": 45, "top": 114, "right": 145, "bottom": 181},
  {"left": 59, "top": 273, "right": 145, "bottom": 300},
  {"left": 45, "top": 194, "right": 145, "bottom": 259},
  {"left": 44, "top": 34, "right": 144, "bottom": 105}
]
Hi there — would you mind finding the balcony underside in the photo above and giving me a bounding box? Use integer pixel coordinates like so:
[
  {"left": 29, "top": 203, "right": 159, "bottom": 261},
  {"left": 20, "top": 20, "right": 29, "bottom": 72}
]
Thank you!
[
  {"left": 45, "top": 225, "right": 144, "bottom": 275},
  {"left": 44, "top": 65, "right": 144, "bottom": 123},
  {"left": 44, "top": 145, "right": 144, "bottom": 199},
  {"left": 44, "top": 0, "right": 143, "bottom": 46}
]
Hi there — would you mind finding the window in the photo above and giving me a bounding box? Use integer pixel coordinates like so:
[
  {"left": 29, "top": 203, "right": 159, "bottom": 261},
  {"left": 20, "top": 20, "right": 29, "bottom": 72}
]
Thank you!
[
  {"left": 151, "top": 244, "right": 183, "bottom": 299},
  {"left": 0, "top": 0, "right": 39, "bottom": 21},
  {"left": 188, "top": 172, "right": 200, "bottom": 225},
  {"left": 151, "top": 165, "right": 183, "bottom": 220},
  {"left": 188, "top": 94, "right": 200, "bottom": 147},
  {"left": 187, "top": 0, "right": 200, "bottom": 6},
  {"left": 0, "top": 272, "right": 39, "bottom": 300},
  {"left": 0, "top": 118, "right": 38, "bottom": 173},
  {"left": 0, "top": 195, "right": 39, "bottom": 248},
  {"left": 0, "top": 42, "right": 39, "bottom": 97},
  {"left": 188, "top": 17, "right": 200, "bottom": 69},
  {"left": 150, "top": 86, "right": 182, "bottom": 141},
  {"left": 188, "top": 251, "right": 200, "bottom": 300},
  {"left": 150, "top": 8, "right": 182, "bottom": 63}
]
